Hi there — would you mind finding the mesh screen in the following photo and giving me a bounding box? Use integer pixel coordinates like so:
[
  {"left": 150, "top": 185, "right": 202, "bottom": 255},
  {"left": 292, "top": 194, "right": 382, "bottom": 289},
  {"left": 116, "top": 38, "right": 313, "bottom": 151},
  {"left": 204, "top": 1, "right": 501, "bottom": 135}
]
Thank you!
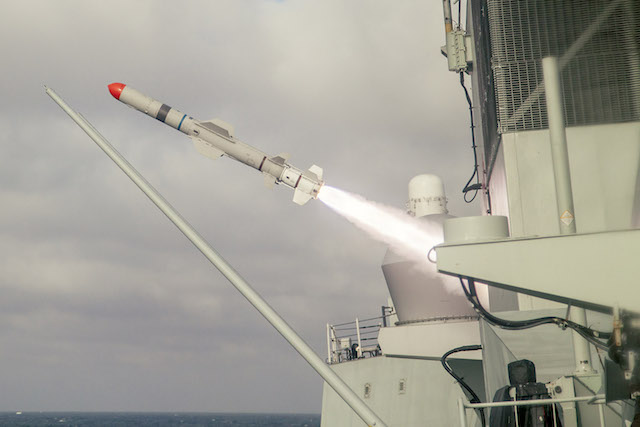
[{"left": 487, "top": 0, "right": 640, "bottom": 133}]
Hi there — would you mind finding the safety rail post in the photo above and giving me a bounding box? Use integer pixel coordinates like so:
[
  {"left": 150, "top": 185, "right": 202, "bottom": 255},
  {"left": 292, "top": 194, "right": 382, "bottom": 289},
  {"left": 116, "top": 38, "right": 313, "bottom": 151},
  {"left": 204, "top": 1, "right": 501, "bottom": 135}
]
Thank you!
[
  {"left": 597, "top": 402, "right": 605, "bottom": 427},
  {"left": 326, "top": 323, "right": 331, "bottom": 364},
  {"left": 458, "top": 397, "right": 467, "bottom": 427},
  {"left": 355, "top": 317, "right": 363, "bottom": 358},
  {"left": 330, "top": 325, "right": 338, "bottom": 363}
]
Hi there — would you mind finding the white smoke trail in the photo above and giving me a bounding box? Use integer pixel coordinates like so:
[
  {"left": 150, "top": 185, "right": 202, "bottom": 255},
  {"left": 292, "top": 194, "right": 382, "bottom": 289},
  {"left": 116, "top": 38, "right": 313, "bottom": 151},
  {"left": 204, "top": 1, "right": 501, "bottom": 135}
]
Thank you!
[
  {"left": 317, "top": 184, "right": 488, "bottom": 299},
  {"left": 317, "top": 185, "right": 442, "bottom": 264}
]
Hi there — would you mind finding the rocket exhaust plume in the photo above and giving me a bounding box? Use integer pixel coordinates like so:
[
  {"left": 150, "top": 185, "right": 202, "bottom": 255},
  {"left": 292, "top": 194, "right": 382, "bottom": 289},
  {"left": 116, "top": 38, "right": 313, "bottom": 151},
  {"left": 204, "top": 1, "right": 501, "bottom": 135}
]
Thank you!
[
  {"left": 317, "top": 185, "right": 442, "bottom": 264},
  {"left": 317, "top": 185, "right": 480, "bottom": 297}
]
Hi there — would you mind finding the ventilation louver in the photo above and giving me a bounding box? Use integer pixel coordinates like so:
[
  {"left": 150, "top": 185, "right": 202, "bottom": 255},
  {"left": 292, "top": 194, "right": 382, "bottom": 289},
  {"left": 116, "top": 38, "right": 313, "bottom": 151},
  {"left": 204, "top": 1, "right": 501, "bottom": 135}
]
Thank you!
[{"left": 487, "top": 0, "right": 640, "bottom": 133}]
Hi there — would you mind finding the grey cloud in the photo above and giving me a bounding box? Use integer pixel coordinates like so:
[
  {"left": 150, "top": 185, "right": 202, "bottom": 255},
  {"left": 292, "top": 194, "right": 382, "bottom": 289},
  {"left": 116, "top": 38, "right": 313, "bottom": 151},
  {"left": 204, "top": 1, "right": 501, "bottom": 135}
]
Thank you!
[{"left": 0, "top": 0, "right": 479, "bottom": 413}]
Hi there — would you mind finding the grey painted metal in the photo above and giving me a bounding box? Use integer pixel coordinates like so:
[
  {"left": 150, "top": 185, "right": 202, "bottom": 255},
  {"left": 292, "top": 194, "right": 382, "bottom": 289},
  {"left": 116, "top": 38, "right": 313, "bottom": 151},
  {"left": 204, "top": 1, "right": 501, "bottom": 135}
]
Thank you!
[
  {"left": 321, "top": 356, "right": 482, "bottom": 426},
  {"left": 498, "top": 121, "right": 640, "bottom": 239},
  {"left": 46, "top": 87, "right": 387, "bottom": 427},
  {"left": 543, "top": 56, "right": 593, "bottom": 375},
  {"left": 436, "top": 229, "right": 640, "bottom": 314},
  {"left": 543, "top": 56, "right": 576, "bottom": 235}
]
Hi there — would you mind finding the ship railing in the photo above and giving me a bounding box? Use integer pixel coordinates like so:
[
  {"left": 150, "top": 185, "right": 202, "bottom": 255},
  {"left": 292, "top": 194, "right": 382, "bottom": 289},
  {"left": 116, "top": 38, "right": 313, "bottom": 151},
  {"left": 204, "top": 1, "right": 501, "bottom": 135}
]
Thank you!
[
  {"left": 326, "top": 309, "right": 395, "bottom": 364},
  {"left": 457, "top": 394, "right": 609, "bottom": 427}
]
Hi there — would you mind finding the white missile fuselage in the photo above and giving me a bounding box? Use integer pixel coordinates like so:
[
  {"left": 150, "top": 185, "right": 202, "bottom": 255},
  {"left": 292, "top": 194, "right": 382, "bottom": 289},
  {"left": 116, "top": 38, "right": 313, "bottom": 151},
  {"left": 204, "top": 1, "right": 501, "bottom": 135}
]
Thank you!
[{"left": 108, "top": 83, "right": 324, "bottom": 205}]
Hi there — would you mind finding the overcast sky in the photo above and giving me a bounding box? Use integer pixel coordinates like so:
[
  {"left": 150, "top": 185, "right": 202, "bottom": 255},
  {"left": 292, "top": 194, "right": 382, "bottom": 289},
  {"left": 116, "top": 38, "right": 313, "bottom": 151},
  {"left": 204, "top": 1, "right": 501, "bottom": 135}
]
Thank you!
[{"left": 0, "top": 0, "right": 479, "bottom": 413}]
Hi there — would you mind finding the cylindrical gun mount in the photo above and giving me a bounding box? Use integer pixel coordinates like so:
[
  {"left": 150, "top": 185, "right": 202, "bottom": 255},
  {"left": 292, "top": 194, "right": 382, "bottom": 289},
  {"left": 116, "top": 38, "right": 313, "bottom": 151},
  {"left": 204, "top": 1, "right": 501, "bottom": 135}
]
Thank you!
[{"left": 46, "top": 87, "right": 387, "bottom": 427}]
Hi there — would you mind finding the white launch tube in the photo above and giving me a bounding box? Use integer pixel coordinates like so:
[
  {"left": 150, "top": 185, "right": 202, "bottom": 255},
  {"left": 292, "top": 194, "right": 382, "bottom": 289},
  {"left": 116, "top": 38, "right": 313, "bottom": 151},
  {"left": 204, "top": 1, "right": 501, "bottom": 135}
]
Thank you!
[{"left": 46, "top": 87, "right": 387, "bottom": 427}]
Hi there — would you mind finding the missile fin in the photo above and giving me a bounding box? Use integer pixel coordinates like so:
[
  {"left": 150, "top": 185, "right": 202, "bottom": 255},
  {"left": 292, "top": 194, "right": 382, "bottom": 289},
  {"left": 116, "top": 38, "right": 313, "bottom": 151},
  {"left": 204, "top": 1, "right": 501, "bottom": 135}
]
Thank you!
[
  {"left": 293, "top": 188, "right": 313, "bottom": 205},
  {"left": 191, "top": 136, "right": 224, "bottom": 160},
  {"left": 305, "top": 165, "right": 324, "bottom": 180},
  {"left": 270, "top": 153, "right": 290, "bottom": 166},
  {"left": 199, "top": 118, "right": 235, "bottom": 138},
  {"left": 263, "top": 174, "right": 277, "bottom": 189}
]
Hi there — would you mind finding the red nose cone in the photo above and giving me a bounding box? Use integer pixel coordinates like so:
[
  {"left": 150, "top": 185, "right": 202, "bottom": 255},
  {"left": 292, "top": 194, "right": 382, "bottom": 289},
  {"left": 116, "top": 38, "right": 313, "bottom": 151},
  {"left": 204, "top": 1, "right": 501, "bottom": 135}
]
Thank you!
[{"left": 108, "top": 83, "right": 126, "bottom": 100}]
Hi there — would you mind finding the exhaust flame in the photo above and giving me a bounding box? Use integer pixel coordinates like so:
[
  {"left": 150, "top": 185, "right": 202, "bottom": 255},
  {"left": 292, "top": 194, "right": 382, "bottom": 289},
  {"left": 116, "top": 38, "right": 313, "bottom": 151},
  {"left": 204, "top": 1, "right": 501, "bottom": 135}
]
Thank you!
[{"left": 317, "top": 185, "right": 442, "bottom": 264}]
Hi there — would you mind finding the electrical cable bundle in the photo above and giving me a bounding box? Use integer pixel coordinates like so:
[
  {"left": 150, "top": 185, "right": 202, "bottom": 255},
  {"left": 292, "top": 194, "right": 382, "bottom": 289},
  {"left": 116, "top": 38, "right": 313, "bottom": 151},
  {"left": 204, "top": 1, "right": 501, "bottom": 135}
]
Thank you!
[
  {"left": 459, "top": 277, "right": 611, "bottom": 351},
  {"left": 441, "top": 345, "right": 486, "bottom": 427},
  {"left": 459, "top": 72, "right": 482, "bottom": 203}
]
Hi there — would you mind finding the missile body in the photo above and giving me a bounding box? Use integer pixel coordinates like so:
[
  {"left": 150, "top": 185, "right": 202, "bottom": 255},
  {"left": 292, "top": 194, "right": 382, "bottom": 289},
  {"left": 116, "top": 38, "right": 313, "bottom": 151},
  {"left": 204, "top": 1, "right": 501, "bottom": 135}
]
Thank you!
[{"left": 108, "top": 83, "right": 323, "bottom": 205}]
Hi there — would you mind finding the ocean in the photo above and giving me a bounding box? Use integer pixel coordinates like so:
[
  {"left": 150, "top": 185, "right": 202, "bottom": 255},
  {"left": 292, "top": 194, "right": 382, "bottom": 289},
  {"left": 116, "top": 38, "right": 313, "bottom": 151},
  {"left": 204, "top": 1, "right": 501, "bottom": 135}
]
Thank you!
[{"left": 0, "top": 413, "right": 321, "bottom": 426}]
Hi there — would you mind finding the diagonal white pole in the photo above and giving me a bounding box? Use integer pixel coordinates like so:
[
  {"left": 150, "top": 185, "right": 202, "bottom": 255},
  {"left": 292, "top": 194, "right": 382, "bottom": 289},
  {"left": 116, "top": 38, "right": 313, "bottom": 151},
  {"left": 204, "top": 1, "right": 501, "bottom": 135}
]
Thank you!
[{"left": 46, "top": 87, "right": 387, "bottom": 427}]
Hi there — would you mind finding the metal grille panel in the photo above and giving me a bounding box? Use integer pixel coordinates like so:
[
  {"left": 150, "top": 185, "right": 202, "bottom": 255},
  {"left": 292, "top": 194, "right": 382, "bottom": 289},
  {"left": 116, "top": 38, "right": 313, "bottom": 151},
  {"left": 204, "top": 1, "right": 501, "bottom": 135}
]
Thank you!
[{"left": 487, "top": 0, "right": 640, "bottom": 133}]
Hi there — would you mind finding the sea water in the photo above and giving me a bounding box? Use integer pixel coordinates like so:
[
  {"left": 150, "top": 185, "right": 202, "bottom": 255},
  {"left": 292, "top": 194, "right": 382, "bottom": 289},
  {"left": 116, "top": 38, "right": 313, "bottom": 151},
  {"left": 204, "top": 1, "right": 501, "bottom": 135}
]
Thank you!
[{"left": 0, "top": 412, "right": 320, "bottom": 426}]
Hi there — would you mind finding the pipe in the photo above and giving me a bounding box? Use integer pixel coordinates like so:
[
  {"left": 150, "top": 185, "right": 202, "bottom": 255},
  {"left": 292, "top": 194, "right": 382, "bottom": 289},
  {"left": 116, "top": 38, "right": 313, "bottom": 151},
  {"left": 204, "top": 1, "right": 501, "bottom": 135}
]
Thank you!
[
  {"left": 46, "top": 87, "right": 388, "bottom": 427},
  {"left": 543, "top": 56, "right": 576, "bottom": 235},
  {"left": 542, "top": 57, "right": 594, "bottom": 375},
  {"left": 443, "top": 0, "right": 453, "bottom": 33}
]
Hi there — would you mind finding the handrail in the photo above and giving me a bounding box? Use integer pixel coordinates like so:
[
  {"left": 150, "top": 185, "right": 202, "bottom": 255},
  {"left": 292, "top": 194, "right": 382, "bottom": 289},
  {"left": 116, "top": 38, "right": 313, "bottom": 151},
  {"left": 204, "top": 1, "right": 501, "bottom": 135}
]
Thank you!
[
  {"left": 463, "top": 394, "right": 605, "bottom": 409},
  {"left": 458, "top": 394, "right": 607, "bottom": 427},
  {"left": 327, "top": 314, "right": 387, "bottom": 364}
]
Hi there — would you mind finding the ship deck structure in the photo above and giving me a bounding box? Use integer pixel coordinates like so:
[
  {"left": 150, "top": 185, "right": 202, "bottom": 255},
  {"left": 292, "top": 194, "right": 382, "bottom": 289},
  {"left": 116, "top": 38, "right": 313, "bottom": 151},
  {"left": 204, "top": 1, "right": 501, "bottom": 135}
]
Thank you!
[{"left": 321, "top": 0, "right": 640, "bottom": 425}]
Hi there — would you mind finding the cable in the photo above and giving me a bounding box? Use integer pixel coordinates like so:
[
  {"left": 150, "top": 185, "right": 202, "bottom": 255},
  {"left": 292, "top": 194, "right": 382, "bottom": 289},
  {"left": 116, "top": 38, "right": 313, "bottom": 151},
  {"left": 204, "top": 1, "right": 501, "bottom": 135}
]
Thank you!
[
  {"left": 460, "top": 278, "right": 611, "bottom": 349},
  {"left": 441, "top": 345, "right": 486, "bottom": 427},
  {"left": 459, "top": 277, "right": 611, "bottom": 351},
  {"left": 459, "top": 72, "right": 481, "bottom": 203}
]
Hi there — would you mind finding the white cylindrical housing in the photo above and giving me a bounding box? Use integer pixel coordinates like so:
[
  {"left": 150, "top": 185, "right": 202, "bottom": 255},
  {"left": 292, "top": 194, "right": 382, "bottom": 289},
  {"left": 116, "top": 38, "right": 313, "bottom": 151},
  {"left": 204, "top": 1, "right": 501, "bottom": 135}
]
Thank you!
[
  {"left": 408, "top": 174, "right": 448, "bottom": 217},
  {"left": 117, "top": 86, "right": 162, "bottom": 117},
  {"left": 115, "top": 84, "right": 195, "bottom": 137},
  {"left": 296, "top": 174, "right": 323, "bottom": 199},
  {"left": 280, "top": 165, "right": 303, "bottom": 188},
  {"left": 443, "top": 215, "right": 510, "bottom": 244}
]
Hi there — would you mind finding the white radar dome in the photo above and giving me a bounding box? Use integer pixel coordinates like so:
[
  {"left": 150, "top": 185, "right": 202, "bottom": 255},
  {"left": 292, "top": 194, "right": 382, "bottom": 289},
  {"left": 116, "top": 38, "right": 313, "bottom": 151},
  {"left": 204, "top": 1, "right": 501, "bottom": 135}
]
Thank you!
[{"left": 408, "top": 174, "right": 447, "bottom": 217}]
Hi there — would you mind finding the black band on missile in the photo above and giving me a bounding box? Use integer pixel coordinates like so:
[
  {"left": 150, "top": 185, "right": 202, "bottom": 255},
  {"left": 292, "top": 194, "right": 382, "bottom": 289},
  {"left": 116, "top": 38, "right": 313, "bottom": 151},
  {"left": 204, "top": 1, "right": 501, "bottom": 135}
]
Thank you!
[
  {"left": 258, "top": 156, "right": 267, "bottom": 171},
  {"left": 294, "top": 175, "right": 303, "bottom": 188},
  {"left": 156, "top": 104, "right": 171, "bottom": 122}
]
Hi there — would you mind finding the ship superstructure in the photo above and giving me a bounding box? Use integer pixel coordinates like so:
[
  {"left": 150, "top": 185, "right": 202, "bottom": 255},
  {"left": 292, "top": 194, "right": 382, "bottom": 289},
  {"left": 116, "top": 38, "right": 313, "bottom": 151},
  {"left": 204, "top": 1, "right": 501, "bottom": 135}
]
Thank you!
[{"left": 321, "top": 1, "right": 640, "bottom": 425}]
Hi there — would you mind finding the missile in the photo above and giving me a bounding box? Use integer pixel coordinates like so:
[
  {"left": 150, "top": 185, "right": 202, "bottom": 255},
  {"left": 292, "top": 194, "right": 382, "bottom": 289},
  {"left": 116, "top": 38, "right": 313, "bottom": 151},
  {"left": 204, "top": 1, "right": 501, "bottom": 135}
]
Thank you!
[{"left": 107, "top": 83, "right": 324, "bottom": 205}]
